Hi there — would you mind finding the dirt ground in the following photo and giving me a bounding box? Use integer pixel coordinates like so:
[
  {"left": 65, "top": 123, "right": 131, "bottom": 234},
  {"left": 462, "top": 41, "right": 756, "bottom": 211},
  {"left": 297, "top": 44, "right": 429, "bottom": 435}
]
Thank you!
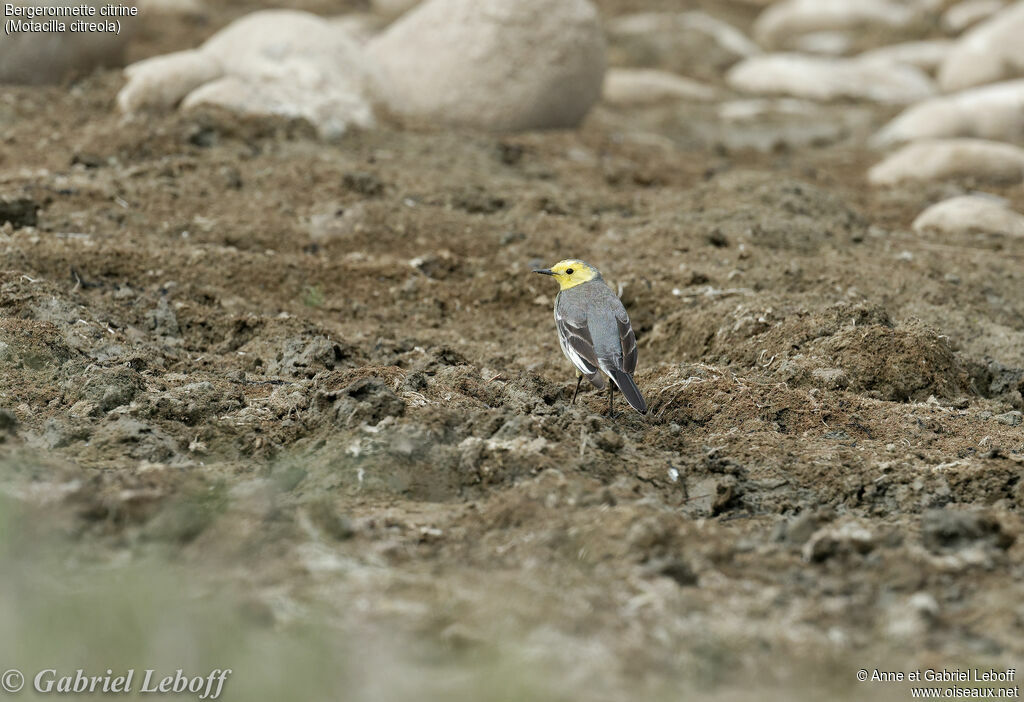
[{"left": 2, "top": 1, "right": 1024, "bottom": 700}]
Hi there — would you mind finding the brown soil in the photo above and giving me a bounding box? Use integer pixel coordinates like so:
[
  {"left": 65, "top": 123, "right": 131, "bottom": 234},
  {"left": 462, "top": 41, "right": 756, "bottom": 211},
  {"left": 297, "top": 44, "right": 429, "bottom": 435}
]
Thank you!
[{"left": 2, "top": 2, "right": 1023, "bottom": 700}]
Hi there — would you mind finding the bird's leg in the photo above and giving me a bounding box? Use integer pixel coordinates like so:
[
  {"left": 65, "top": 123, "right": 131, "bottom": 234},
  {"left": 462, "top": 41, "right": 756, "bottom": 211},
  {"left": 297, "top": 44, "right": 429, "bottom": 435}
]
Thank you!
[
  {"left": 571, "top": 374, "right": 583, "bottom": 405},
  {"left": 607, "top": 383, "right": 617, "bottom": 419}
]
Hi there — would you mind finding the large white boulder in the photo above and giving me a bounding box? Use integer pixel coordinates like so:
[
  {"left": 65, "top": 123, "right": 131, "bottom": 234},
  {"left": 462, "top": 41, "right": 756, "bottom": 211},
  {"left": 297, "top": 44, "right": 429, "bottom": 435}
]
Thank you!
[
  {"left": 603, "top": 69, "right": 717, "bottom": 104},
  {"left": 912, "top": 195, "right": 1024, "bottom": 237},
  {"left": 868, "top": 138, "right": 1024, "bottom": 185},
  {"left": 938, "top": 2, "right": 1024, "bottom": 92},
  {"left": 753, "top": 0, "right": 923, "bottom": 51},
  {"left": 117, "top": 10, "right": 376, "bottom": 138},
  {"left": 872, "top": 80, "right": 1024, "bottom": 146},
  {"left": 367, "top": 0, "right": 606, "bottom": 131},
  {"left": 727, "top": 53, "right": 935, "bottom": 103}
]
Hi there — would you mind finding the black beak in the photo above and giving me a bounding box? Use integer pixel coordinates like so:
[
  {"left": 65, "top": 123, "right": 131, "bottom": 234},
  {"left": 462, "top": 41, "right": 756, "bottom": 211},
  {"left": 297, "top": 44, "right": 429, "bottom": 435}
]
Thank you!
[{"left": 532, "top": 268, "right": 555, "bottom": 276}]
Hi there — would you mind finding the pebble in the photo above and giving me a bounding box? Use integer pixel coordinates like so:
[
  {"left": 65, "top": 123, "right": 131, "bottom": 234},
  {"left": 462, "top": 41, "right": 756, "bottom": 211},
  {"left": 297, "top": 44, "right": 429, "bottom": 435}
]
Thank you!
[
  {"left": 938, "top": 2, "right": 1024, "bottom": 91},
  {"left": 727, "top": 53, "right": 934, "bottom": 104},
  {"left": 603, "top": 69, "right": 718, "bottom": 105},
  {"left": 753, "top": 0, "right": 921, "bottom": 51},
  {"left": 912, "top": 195, "right": 1024, "bottom": 238},
  {"left": 872, "top": 79, "right": 1024, "bottom": 146},
  {"left": 367, "top": 0, "right": 606, "bottom": 131},
  {"left": 868, "top": 138, "right": 1024, "bottom": 185}
]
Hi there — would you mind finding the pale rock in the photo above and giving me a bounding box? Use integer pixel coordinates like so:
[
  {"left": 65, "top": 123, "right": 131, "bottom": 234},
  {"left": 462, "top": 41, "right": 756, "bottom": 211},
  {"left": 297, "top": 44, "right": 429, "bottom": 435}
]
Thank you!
[
  {"left": 117, "top": 50, "right": 223, "bottom": 112},
  {"left": 607, "top": 12, "right": 759, "bottom": 76},
  {"left": 938, "top": 2, "right": 1024, "bottom": 91},
  {"left": 117, "top": 10, "right": 376, "bottom": 138},
  {"left": 753, "top": 0, "right": 920, "bottom": 50},
  {"left": 912, "top": 195, "right": 1024, "bottom": 237},
  {"left": 868, "top": 138, "right": 1024, "bottom": 185},
  {"left": 942, "top": 0, "right": 1006, "bottom": 33},
  {"left": 858, "top": 40, "right": 952, "bottom": 73},
  {"left": 727, "top": 53, "right": 934, "bottom": 103},
  {"left": 0, "top": 1, "right": 135, "bottom": 84},
  {"left": 872, "top": 79, "right": 1024, "bottom": 146},
  {"left": 718, "top": 97, "right": 821, "bottom": 121},
  {"left": 368, "top": 0, "right": 605, "bottom": 131},
  {"left": 789, "top": 31, "right": 852, "bottom": 55},
  {"left": 603, "top": 69, "right": 717, "bottom": 105}
]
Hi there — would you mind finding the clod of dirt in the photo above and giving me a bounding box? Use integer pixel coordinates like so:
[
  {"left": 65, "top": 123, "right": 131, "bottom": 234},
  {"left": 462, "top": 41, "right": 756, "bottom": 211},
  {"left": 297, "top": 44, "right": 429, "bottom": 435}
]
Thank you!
[
  {"left": 410, "top": 253, "right": 465, "bottom": 280},
  {"left": 307, "top": 499, "right": 356, "bottom": 541},
  {"left": 645, "top": 557, "right": 699, "bottom": 587},
  {"left": 776, "top": 509, "right": 835, "bottom": 546},
  {"left": 0, "top": 319, "right": 75, "bottom": 370},
  {"left": 449, "top": 187, "right": 506, "bottom": 214},
  {"left": 72, "top": 367, "right": 146, "bottom": 415},
  {"left": 812, "top": 323, "right": 967, "bottom": 402},
  {"left": 144, "top": 484, "right": 227, "bottom": 544},
  {"left": 803, "top": 520, "right": 876, "bottom": 563},
  {"left": 318, "top": 377, "right": 406, "bottom": 427},
  {"left": 921, "top": 509, "right": 1015, "bottom": 552},
  {"left": 994, "top": 410, "right": 1022, "bottom": 426},
  {"left": 269, "top": 336, "right": 354, "bottom": 378},
  {"left": 0, "top": 196, "right": 40, "bottom": 228},
  {"left": 684, "top": 474, "right": 739, "bottom": 517},
  {"left": 146, "top": 381, "right": 245, "bottom": 425},
  {"left": 91, "top": 417, "right": 182, "bottom": 464},
  {"left": 595, "top": 429, "right": 624, "bottom": 453},
  {"left": 811, "top": 367, "right": 849, "bottom": 391},
  {"left": 42, "top": 417, "right": 94, "bottom": 449},
  {"left": 627, "top": 514, "right": 686, "bottom": 556},
  {"left": 0, "top": 409, "right": 16, "bottom": 438},
  {"left": 146, "top": 298, "right": 181, "bottom": 339},
  {"left": 342, "top": 172, "right": 385, "bottom": 197}
]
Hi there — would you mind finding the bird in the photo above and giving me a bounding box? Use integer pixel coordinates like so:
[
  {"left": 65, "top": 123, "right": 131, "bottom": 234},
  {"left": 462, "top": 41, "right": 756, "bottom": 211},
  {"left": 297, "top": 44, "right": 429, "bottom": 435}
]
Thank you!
[{"left": 533, "top": 259, "right": 647, "bottom": 417}]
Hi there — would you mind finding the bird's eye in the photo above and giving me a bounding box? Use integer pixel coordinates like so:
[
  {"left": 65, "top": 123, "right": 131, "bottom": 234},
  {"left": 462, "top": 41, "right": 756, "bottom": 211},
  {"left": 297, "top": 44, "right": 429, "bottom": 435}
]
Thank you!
[{"left": 565, "top": 268, "right": 574, "bottom": 275}]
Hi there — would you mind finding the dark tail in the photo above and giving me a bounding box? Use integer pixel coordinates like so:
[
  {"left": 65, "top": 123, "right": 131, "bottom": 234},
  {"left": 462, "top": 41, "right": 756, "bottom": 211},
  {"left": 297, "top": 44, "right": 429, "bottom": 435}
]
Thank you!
[{"left": 609, "top": 369, "right": 647, "bottom": 415}]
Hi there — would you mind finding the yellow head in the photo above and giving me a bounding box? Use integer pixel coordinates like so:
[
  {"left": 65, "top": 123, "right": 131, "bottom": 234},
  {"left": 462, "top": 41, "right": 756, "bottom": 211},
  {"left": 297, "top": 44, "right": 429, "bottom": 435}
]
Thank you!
[{"left": 532, "top": 259, "right": 600, "bottom": 291}]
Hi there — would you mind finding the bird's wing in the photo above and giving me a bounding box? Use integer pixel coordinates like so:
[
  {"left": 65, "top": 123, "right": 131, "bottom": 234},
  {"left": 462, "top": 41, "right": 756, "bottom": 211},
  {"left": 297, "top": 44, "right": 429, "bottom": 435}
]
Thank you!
[
  {"left": 556, "top": 306, "right": 602, "bottom": 380},
  {"left": 617, "top": 312, "right": 638, "bottom": 375}
]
